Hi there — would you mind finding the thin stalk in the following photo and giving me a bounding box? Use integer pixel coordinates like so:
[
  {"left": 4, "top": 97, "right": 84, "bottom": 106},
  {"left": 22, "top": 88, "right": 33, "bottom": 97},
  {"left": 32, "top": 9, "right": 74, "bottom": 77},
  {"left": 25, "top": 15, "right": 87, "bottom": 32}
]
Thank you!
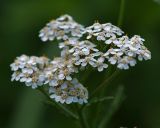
[
  {"left": 77, "top": 108, "right": 90, "bottom": 128},
  {"left": 92, "top": 67, "right": 116, "bottom": 127},
  {"left": 98, "top": 86, "right": 125, "bottom": 128},
  {"left": 38, "top": 87, "right": 79, "bottom": 120},
  {"left": 85, "top": 96, "right": 114, "bottom": 108},
  {"left": 90, "top": 69, "right": 120, "bottom": 99},
  {"left": 117, "top": 0, "right": 126, "bottom": 27}
]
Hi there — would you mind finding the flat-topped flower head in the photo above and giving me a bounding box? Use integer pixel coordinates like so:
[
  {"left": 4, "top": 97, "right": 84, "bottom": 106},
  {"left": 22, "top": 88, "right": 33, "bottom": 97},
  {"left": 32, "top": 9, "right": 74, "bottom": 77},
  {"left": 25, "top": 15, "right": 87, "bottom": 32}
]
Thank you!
[
  {"left": 10, "top": 55, "right": 49, "bottom": 89},
  {"left": 39, "top": 14, "right": 85, "bottom": 42},
  {"left": 68, "top": 40, "right": 100, "bottom": 67},
  {"left": 103, "top": 35, "right": 151, "bottom": 69},
  {"left": 44, "top": 50, "right": 78, "bottom": 87},
  {"left": 119, "top": 35, "right": 151, "bottom": 61},
  {"left": 49, "top": 78, "right": 88, "bottom": 104},
  {"left": 85, "top": 22, "right": 124, "bottom": 41}
]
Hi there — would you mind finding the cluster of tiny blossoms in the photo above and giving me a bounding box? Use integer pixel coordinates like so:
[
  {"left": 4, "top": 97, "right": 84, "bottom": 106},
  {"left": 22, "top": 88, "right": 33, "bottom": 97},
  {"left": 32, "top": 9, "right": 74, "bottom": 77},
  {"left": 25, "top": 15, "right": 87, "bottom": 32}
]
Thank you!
[
  {"left": 10, "top": 14, "right": 151, "bottom": 104},
  {"left": 10, "top": 55, "right": 49, "bottom": 89},
  {"left": 39, "top": 15, "right": 85, "bottom": 41},
  {"left": 49, "top": 78, "right": 88, "bottom": 104}
]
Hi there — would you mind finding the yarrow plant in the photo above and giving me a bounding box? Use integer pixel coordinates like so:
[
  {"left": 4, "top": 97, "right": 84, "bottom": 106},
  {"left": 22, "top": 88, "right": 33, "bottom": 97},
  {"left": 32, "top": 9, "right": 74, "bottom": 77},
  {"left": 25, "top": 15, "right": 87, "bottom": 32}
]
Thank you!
[{"left": 10, "top": 13, "right": 151, "bottom": 128}]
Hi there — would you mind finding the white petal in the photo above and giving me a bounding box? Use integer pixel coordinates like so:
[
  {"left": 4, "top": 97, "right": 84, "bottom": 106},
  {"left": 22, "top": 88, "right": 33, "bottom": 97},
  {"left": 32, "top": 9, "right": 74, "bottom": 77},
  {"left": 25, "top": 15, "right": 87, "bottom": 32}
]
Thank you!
[
  {"left": 98, "top": 66, "right": 103, "bottom": 72},
  {"left": 103, "top": 64, "right": 108, "bottom": 68},
  {"left": 66, "top": 76, "right": 72, "bottom": 81},
  {"left": 66, "top": 97, "right": 73, "bottom": 104},
  {"left": 58, "top": 74, "right": 65, "bottom": 80}
]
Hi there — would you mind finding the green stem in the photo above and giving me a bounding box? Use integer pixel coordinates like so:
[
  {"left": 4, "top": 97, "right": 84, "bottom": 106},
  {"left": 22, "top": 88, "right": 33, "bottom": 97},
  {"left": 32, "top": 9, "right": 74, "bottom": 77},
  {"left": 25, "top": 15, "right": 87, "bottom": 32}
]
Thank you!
[
  {"left": 90, "top": 69, "right": 120, "bottom": 99},
  {"left": 117, "top": 0, "right": 126, "bottom": 27},
  {"left": 38, "top": 87, "right": 79, "bottom": 120},
  {"left": 98, "top": 86, "right": 125, "bottom": 128},
  {"left": 77, "top": 107, "right": 89, "bottom": 128},
  {"left": 85, "top": 96, "right": 114, "bottom": 107}
]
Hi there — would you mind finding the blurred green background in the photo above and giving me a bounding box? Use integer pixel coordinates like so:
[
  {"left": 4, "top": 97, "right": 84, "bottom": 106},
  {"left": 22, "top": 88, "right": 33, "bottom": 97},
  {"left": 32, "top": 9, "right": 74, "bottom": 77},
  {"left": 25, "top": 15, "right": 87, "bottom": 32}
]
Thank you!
[{"left": 0, "top": 0, "right": 160, "bottom": 128}]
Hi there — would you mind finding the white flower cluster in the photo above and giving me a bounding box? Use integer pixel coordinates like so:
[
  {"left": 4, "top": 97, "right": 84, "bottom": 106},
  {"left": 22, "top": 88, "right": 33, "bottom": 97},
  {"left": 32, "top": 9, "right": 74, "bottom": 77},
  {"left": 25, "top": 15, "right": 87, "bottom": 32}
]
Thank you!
[
  {"left": 10, "top": 14, "right": 151, "bottom": 104},
  {"left": 10, "top": 55, "right": 49, "bottom": 89},
  {"left": 39, "top": 14, "right": 151, "bottom": 71},
  {"left": 10, "top": 50, "right": 88, "bottom": 104},
  {"left": 39, "top": 15, "right": 85, "bottom": 42},
  {"left": 103, "top": 35, "right": 151, "bottom": 69},
  {"left": 49, "top": 78, "right": 88, "bottom": 104},
  {"left": 44, "top": 48, "right": 78, "bottom": 87},
  {"left": 83, "top": 22, "right": 151, "bottom": 69},
  {"left": 85, "top": 22, "right": 124, "bottom": 41},
  {"left": 68, "top": 40, "right": 108, "bottom": 71}
]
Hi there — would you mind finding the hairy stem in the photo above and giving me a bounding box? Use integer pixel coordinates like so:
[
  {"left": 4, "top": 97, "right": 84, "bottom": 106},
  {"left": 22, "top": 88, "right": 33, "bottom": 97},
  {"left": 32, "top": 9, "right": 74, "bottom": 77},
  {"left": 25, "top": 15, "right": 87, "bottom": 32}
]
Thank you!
[
  {"left": 117, "top": 0, "right": 126, "bottom": 27},
  {"left": 38, "top": 87, "right": 79, "bottom": 120}
]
